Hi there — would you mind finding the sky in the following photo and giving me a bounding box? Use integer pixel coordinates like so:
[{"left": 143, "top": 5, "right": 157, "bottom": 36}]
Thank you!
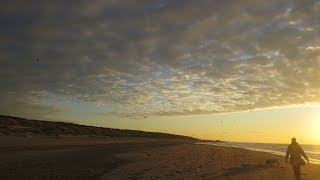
[{"left": 0, "top": 0, "right": 320, "bottom": 144}]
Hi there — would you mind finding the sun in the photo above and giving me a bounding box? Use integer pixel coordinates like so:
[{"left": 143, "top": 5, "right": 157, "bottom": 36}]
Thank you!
[{"left": 309, "top": 112, "right": 320, "bottom": 144}]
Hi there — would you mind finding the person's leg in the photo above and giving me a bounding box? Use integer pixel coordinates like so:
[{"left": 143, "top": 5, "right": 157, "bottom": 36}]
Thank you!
[{"left": 292, "top": 164, "right": 300, "bottom": 180}]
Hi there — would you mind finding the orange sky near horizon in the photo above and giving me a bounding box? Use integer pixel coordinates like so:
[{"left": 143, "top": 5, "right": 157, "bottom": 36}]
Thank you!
[{"left": 33, "top": 103, "right": 320, "bottom": 145}]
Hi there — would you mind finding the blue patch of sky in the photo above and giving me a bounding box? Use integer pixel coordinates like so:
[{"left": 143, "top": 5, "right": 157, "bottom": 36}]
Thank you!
[
  {"left": 230, "top": 54, "right": 255, "bottom": 61},
  {"left": 262, "top": 51, "right": 280, "bottom": 58},
  {"left": 230, "top": 50, "right": 281, "bottom": 62},
  {"left": 156, "top": 65, "right": 177, "bottom": 86},
  {"left": 44, "top": 91, "right": 113, "bottom": 114},
  {"left": 276, "top": 22, "right": 292, "bottom": 30}
]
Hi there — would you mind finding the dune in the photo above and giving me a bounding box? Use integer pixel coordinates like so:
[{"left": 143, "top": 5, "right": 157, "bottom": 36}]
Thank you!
[
  {"left": 0, "top": 115, "right": 196, "bottom": 140},
  {"left": 1, "top": 115, "right": 320, "bottom": 179}
]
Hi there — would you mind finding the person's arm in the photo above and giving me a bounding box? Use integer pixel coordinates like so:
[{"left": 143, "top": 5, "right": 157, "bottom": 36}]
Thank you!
[
  {"left": 285, "top": 146, "right": 289, "bottom": 164},
  {"left": 300, "top": 147, "right": 309, "bottom": 163}
]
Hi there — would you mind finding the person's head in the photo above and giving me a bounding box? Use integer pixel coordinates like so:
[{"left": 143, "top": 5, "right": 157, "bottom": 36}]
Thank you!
[{"left": 291, "top": 138, "right": 297, "bottom": 144}]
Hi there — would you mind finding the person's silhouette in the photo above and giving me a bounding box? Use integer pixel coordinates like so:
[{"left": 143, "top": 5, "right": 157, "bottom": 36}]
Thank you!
[{"left": 285, "top": 138, "right": 309, "bottom": 180}]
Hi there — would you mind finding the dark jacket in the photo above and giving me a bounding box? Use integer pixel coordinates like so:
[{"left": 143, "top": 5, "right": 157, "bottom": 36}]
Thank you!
[{"left": 286, "top": 142, "right": 308, "bottom": 165}]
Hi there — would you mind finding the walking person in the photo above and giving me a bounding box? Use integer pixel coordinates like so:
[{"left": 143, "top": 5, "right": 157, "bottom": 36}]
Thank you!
[{"left": 285, "top": 138, "right": 309, "bottom": 180}]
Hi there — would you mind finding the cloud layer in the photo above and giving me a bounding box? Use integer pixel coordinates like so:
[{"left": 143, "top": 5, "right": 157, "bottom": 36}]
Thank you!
[{"left": 1, "top": 0, "right": 320, "bottom": 117}]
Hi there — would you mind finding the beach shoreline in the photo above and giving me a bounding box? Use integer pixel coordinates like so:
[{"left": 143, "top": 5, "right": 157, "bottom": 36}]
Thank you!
[
  {"left": 197, "top": 141, "right": 320, "bottom": 166},
  {"left": 1, "top": 135, "right": 320, "bottom": 179}
]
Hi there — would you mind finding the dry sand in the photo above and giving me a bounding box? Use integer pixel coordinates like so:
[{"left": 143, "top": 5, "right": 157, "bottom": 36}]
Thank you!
[{"left": 1, "top": 136, "right": 320, "bottom": 179}]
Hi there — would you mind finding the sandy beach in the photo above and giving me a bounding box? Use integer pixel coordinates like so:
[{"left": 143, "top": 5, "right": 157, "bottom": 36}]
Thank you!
[{"left": 0, "top": 136, "right": 319, "bottom": 180}]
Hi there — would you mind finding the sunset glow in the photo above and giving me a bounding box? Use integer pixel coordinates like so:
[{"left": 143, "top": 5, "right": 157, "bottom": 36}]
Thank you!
[{"left": 308, "top": 111, "right": 320, "bottom": 143}]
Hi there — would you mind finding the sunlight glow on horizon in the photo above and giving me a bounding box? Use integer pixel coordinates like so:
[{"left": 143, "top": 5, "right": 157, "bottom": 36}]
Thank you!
[
  {"left": 307, "top": 112, "right": 320, "bottom": 144},
  {"left": 28, "top": 102, "right": 320, "bottom": 145}
]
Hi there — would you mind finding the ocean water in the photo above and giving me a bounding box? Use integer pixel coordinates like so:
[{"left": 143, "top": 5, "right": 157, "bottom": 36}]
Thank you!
[{"left": 198, "top": 141, "right": 320, "bottom": 165}]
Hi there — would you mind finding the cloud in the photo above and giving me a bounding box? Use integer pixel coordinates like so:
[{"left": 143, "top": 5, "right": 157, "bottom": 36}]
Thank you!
[
  {"left": 0, "top": 90, "right": 65, "bottom": 118},
  {"left": 1, "top": 0, "right": 320, "bottom": 117}
]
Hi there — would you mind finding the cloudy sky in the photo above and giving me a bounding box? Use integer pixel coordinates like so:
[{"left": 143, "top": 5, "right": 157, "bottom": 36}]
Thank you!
[{"left": 1, "top": 0, "right": 320, "bottom": 143}]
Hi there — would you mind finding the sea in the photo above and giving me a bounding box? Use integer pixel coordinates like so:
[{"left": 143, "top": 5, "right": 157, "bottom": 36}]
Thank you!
[{"left": 197, "top": 141, "right": 320, "bottom": 165}]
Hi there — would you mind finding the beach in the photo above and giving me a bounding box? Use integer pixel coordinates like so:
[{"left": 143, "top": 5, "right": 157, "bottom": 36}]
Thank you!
[
  {"left": 2, "top": 0, "right": 320, "bottom": 178},
  {"left": 1, "top": 136, "right": 320, "bottom": 179}
]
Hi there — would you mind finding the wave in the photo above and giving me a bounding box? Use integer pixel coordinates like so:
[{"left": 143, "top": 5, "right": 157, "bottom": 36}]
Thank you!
[{"left": 197, "top": 141, "right": 320, "bottom": 165}]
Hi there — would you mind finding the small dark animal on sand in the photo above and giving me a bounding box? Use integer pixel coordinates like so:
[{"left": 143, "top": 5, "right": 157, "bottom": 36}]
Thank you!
[{"left": 265, "top": 159, "right": 280, "bottom": 167}]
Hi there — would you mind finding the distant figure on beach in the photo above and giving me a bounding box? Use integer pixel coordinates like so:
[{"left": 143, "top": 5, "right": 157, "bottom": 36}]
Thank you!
[{"left": 285, "top": 138, "right": 309, "bottom": 180}]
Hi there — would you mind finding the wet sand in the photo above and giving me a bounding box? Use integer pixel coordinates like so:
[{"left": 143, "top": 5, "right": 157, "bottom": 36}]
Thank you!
[{"left": 1, "top": 136, "right": 320, "bottom": 179}]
